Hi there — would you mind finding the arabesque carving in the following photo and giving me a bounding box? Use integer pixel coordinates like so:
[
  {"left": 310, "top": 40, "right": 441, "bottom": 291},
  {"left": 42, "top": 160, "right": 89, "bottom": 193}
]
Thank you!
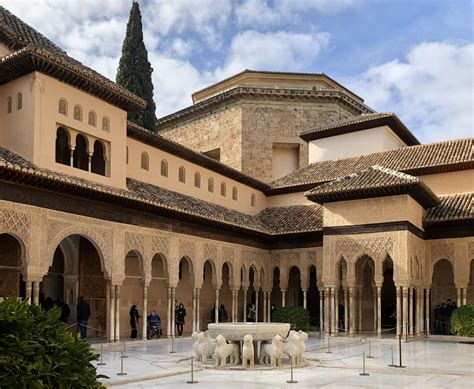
[{"left": 0, "top": 208, "right": 31, "bottom": 243}]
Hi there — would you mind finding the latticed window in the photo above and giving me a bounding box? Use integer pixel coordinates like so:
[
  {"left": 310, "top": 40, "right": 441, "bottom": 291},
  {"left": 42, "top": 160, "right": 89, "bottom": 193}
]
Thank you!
[
  {"left": 220, "top": 182, "right": 226, "bottom": 196},
  {"left": 88, "top": 111, "right": 97, "bottom": 127},
  {"left": 251, "top": 193, "right": 256, "bottom": 207},
  {"left": 208, "top": 178, "right": 214, "bottom": 193},
  {"left": 7, "top": 97, "right": 12, "bottom": 113},
  {"left": 232, "top": 186, "right": 238, "bottom": 201},
  {"left": 194, "top": 172, "right": 201, "bottom": 188},
  {"left": 179, "top": 166, "right": 186, "bottom": 183},
  {"left": 102, "top": 116, "right": 110, "bottom": 132},
  {"left": 73, "top": 105, "right": 82, "bottom": 121},
  {"left": 16, "top": 93, "right": 22, "bottom": 110},
  {"left": 58, "top": 98, "right": 68, "bottom": 115},
  {"left": 161, "top": 159, "right": 168, "bottom": 177}
]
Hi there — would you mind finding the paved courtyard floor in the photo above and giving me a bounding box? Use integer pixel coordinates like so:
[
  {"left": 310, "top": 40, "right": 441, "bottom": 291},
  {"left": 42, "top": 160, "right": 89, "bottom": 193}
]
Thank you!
[{"left": 92, "top": 334, "right": 474, "bottom": 388}]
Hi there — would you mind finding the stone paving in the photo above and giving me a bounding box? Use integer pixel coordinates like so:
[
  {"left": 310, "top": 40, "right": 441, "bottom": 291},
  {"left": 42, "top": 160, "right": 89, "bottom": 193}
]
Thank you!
[{"left": 92, "top": 334, "right": 474, "bottom": 388}]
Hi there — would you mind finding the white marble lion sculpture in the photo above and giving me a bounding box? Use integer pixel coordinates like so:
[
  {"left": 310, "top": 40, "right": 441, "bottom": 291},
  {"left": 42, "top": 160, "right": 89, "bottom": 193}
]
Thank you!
[
  {"left": 242, "top": 334, "right": 255, "bottom": 368},
  {"left": 259, "top": 334, "right": 284, "bottom": 367},
  {"left": 215, "top": 335, "right": 240, "bottom": 367},
  {"left": 192, "top": 331, "right": 216, "bottom": 363},
  {"left": 283, "top": 330, "right": 301, "bottom": 365},
  {"left": 296, "top": 330, "right": 308, "bottom": 364}
]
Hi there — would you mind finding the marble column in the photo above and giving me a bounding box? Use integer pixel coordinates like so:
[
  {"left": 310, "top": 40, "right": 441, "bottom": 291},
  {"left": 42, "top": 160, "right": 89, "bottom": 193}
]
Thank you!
[
  {"left": 456, "top": 288, "right": 462, "bottom": 308},
  {"left": 267, "top": 291, "right": 272, "bottom": 322},
  {"left": 377, "top": 286, "right": 382, "bottom": 337},
  {"left": 192, "top": 288, "right": 197, "bottom": 333},
  {"left": 425, "top": 288, "right": 430, "bottom": 335},
  {"left": 106, "top": 280, "right": 110, "bottom": 339},
  {"left": 357, "top": 289, "right": 362, "bottom": 333},
  {"left": 33, "top": 281, "right": 40, "bottom": 305},
  {"left": 462, "top": 288, "right": 467, "bottom": 306},
  {"left": 231, "top": 290, "right": 236, "bottom": 323},
  {"left": 109, "top": 283, "right": 115, "bottom": 342},
  {"left": 281, "top": 289, "right": 286, "bottom": 307},
  {"left": 416, "top": 288, "right": 421, "bottom": 336},
  {"left": 324, "top": 287, "right": 330, "bottom": 336},
  {"left": 349, "top": 287, "right": 355, "bottom": 337},
  {"left": 396, "top": 286, "right": 401, "bottom": 337},
  {"left": 373, "top": 289, "right": 377, "bottom": 335},
  {"left": 243, "top": 289, "right": 248, "bottom": 323},
  {"left": 115, "top": 285, "right": 121, "bottom": 342},
  {"left": 215, "top": 289, "right": 219, "bottom": 323},
  {"left": 344, "top": 289, "right": 349, "bottom": 334},
  {"left": 167, "top": 287, "right": 172, "bottom": 337},
  {"left": 409, "top": 288, "right": 414, "bottom": 337},
  {"left": 402, "top": 287, "right": 408, "bottom": 338},
  {"left": 334, "top": 289, "right": 339, "bottom": 336},
  {"left": 142, "top": 285, "right": 148, "bottom": 339},
  {"left": 25, "top": 281, "right": 32, "bottom": 304},
  {"left": 303, "top": 289, "right": 307, "bottom": 310},
  {"left": 255, "top": 289, "right": 259, "bottom": 322},
  {"left": 263, "top": 291, "right": 267, "bottom": 322},
  {"left": 171, "top": 287, "right": 176, "bottom": 337},
  {"left": 196, "top": 288, "right": 201, "bottom": 331},
  {"left": 319, "top": 290, "right": 324, "bottom": 332},
  {"left": 87, "top": 153, "right": 92, "bottom": 172},
  {"left": 69, "top": 147, "right": 75, "bottom": 167}
]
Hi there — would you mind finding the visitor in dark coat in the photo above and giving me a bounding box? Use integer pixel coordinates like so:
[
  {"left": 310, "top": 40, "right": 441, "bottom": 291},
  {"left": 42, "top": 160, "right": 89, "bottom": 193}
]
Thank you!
[
  {"left": 77, "top": 297, "right": 91, "bottom": 340},
  {"left": 129, "top": 305, "right": 140, "bottom": 339},
  {"left": 175, "top": 303, "right": 186, "bottom": 336}
]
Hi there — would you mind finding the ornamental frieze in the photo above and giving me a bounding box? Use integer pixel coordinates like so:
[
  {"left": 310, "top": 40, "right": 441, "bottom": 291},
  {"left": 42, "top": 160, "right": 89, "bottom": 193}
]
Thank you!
[
  {"left": 179, "top": 239, "right": 196, "bottom": 259},
  {"left": 0, "top": 208, "right": 31, "bottom": 243},
  {"left": 124, "top": 231, "right": 145, "bottom": 256},
  {"left": 335, "top": 237, "right": 393, "bottom": 263},
  {"left": 431, "top": 241, "right": 454, "bottom": 262},
  {"left": 151, "top": 235, "right": 169, "bottom": 256}
]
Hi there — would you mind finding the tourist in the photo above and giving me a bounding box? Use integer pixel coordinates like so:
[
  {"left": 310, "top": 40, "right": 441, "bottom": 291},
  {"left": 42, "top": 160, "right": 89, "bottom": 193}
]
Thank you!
[
  {"left": 77, "top": 297, "right": 91, "bottom": 340},
  {"left": 176, "top": 303, "right": 186, "bottom": 336},
  {"left": 56, "top": 298, "right": 70, "bottom": 323},
  {"left": 129, "top": 305, "right": 140, "bottom": 339},
  {"left": 270, "top": 304, "right": 276, "bottom": 321},
  {"left": 43, "top": 297, "right": 55, "bottom": 311},
  {"left": 247, "top": 303, "right": 256, "bottom": 322},
  {"left": 147, "top": 310, "right": 162, "bottom": 339},
  {"left": 219, "top": 304, "right": 228, "bottom": 322}
]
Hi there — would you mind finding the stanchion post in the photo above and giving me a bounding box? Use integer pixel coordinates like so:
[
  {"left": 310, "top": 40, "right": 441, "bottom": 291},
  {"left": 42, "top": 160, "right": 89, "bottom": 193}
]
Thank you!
[
  {"left": 122, "top": 341, "right": 128, "bottom": 358},
  {"left": 186, "top": 356, "right": 198, "bottom": 384},
  {"left": 97, "top": 344, "right": 106, "bottom": 366},
  {"left": 286, "top": 357, "right": 298, "bottom": 384},
  {"left": 366, "top": 340, "right": 374, "bottom": 358},
  {"left": 388, "top": 346, "right": 396, "bottom": 367},
  {"left": 170, "top": 336, "right": 176, "bottom": 354},
  {"left": 117, "top": 351, "right": 127, "bottom": 376},
  {"left": 326, "top": 336, "right": 332, "bottom": 353},
  {"left": 359, "top": 351, "right": 369, "bottom": 376},
  {"left": 394, "top": 335, "right": 405, "bottom": 368}
]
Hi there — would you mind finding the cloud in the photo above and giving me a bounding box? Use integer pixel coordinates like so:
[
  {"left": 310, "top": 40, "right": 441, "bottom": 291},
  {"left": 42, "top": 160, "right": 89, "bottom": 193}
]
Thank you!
[{"left": 347, "top": 41, "right": 474, "bottom": 143}]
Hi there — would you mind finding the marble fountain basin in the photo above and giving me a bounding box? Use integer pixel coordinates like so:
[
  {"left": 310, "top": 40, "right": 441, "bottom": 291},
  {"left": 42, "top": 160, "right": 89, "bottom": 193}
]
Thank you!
[{"left": 207, "top": 322, "right": 291, "bottom": 341}]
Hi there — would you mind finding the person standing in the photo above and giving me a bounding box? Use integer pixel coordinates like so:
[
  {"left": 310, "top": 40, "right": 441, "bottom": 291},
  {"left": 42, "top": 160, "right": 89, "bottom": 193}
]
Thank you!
[
  {"left": 219, "top": 304, "right": 228, "bottom": 322},
  {"left": 175, "top": 303, "right": 186, "bottom": 336},
  {"left": 56, "top": 298, "right": 70, "bottom": 323},
  {"left": 247, "top": 303, "right": 256, "bottom": 322},
  {"left": 129, "top": 305, "right": 140, "bottom": 339},
  {"left": 77, "top": 297, "right": 90, "bottom": 340}
]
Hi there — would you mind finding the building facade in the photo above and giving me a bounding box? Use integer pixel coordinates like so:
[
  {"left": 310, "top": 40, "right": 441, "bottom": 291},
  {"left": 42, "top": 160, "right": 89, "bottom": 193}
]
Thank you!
[{"left": 0, "top": 6, "right": 472, "bottom": 342}]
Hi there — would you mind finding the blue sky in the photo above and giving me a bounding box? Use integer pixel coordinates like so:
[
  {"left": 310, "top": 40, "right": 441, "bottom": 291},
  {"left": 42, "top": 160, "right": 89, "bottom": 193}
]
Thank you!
[{"left": 1, "top": 0, "right": 472, "bottom": 142}]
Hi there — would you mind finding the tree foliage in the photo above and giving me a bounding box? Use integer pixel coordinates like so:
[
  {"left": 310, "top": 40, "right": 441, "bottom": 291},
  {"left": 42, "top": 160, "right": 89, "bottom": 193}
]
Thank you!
[
  {"left": 116, "top": 1, "right": 157, "bottom": 131},
  {"left": 272, "top": 307, "right": 311, "bottom": 332},
  {"left": 451, "top": 305, "right": 474, "bottom": 337},
  {"left": 0, "top": 298, "right": 106, "bottom": 388}
]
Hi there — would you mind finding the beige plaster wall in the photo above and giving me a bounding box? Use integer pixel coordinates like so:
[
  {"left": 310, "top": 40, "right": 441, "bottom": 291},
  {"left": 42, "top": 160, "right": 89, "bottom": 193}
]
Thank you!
[
  {"left": 308, "top": 126, "right": 406, "bottom": 163},
  {"left": 323, "top": 195, "right": 424, "bottom": 231},
  {"left": 272, "top": 145, "right": 299, "bottom": 180},
  {"left": 420, "top": 170, "right": 474, "bottom": 195},
  {"left": 266, "top": 192, "right": 312, "bottom": 207}
]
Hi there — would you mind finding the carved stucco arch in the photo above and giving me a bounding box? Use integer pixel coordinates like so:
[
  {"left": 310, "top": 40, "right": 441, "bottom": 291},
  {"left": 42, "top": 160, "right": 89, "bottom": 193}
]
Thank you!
[
  {"left": 0, "top": 229, "right": 28, "bottom": 270},
  {"left": 150, "top": 251, "right": 169, "bottom": 283},
  {"left": 124, "top": 249, "right": 146, "bottom": 282},
  {"left": 46, "top": 225, "right": 111, "bottom": 278},
  {"left": 0, "top": 208, "right": 31, "bottom": 269},
  {"left": 222, "top": 260, "right": 235, "bottom": 289}
]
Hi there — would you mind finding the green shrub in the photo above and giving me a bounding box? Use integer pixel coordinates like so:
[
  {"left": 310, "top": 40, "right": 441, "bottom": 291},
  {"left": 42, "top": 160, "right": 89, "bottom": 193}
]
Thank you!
[
  {"left": 0, "top": 298, "right": 106, "bottom": 388},
  {"left": 451, "top": 305, "right": 474, "bottom": 337},
  {"left": 272, "top": 306, "right": 310, "bottom": 332}
]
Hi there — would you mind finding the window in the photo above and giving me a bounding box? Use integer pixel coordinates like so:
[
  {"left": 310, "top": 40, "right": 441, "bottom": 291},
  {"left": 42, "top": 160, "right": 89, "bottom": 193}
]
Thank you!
[
  {"left": 16, "top": 93, "right": 22, "bottom": 110},
  {"left": 160, "top": 159, "right": 168, "bottom": 177},
  {"left": 102, "top": 116, "right": 110, "bottom": 132},
  {"left": 141, "top": 152, "right": 149, "bottom": 170},
  {"left": 91, "top": 140, "right": 106, "bottom": 176},
  {"left": 251, "top": 193, "right": 256, "bottom": 207},
  {"left": 88, "top": 111, "right": 97, "bottom": 127},
  {"left": 220, "top": 182, "right": 226, "bottom": 197},
  {"left": 73, "top": 134, "right": 88, "bottom": 171},
  {"left": 126, "top": 147, "right": 129, "bottom": 164},
  {"left": 7, "top": 96, "right": 12, "bottom": 113},
  {"left": 55, "top": 127, "right": 70, "bottom": 165},
  {"left": 179, "top": 166, "right": 186, "bottom": 183},
  {"left": 58, "top": 98, "right": 68, "bottom": 115},
  {"left": 208, "top": 177, "right": 214, "bottom": 193},
  {"left": 232, "top": 186, "right": 238, "bottom": 201},
  {"left": 73, "top": 105, "right": 82, "bottom": 121},
  {"left": 194, "top": 172, "right": 201, "bottom": 188}
]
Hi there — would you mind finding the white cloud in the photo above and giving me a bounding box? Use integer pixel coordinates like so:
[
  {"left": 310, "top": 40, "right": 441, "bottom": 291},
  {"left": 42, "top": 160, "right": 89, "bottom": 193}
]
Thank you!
[{"left": 347, "top": 41, "right": 474, "bottom": 142}]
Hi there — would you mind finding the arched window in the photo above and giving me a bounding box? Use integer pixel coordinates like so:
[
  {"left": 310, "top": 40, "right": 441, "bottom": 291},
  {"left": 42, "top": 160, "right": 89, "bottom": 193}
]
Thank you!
[
  {"left": 232, "top": 186, "right": 238, "bottom": 200},
  {"left": 160, "top": 159, "right": 168, "bottom": 177},
  {"left": 179, "top": 166, "right": 186, "bottom": 183},
  {"left": 58, "top": 98, "right": 68, "bottom": 115},
  {"left": 88, "top": 111, "right": 97, "bottom": 127},
  {"left": 55, "top": 127, "right": 70, "bottom": 165},
  {"left": 220, "top": 182, "right": 226, "bottom": 197},
  {"left": 251, "top": 193, "right": 256, "bottom": 207},
  {"left": 102, "top": 116, "right": 110, "bottom": 132},
  {"left": 126, "top": 146, "right": 129, "bottom": 164},
  {"left": 6, "top": 96, "right": 12, "bottom": 113},
  {"left": 208, "top": 177, "right": 214, "bottom": 193},
  {"left": 16, "top": 93, "right": 22, "bottom": 110},
  {"left": 91, "top": 140, "right": 106, "bottom": 175},
  {"left": 194, "top": 172, "right": 201, "bottom": 188},
  {"left": 141, "top": 152, "right": 149, "bottom": 170},
  {"left": 73, "top": 105, "right": 82, "bottom": 121},
  {"left": 73, "top": 134, "right": 88, "bottom": 171}
]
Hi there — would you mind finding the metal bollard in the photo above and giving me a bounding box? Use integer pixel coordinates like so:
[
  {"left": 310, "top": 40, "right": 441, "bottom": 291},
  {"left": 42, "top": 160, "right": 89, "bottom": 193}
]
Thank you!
[
  {"left": 326, "top": 337, "right": 332, "bottom": 354},
  {"left": 359, "top": 351, "right": 369, "bottom": 376},
  {"left": 117, "top": 351, "right": 127, "bottom": 376},
  {"left": 366, "top": 340, "right": 374, "bottom": 358},
  {"left": 286, "top": 357, "right": 298, "bottom": 384},
  {"left": 186, "top": 356, "right": 198, "bottom": 384},
  {"left": 394, "top": 335, "right": 406, "bottom": 368},
  {"left": 388, "top": 346, "right": 396, "bottom": 367},
  {"left": 122, "top": 341, "right": 128, "bottom": 358},
  {"left": 97, "top": 344, "right": 106, "bottom": 366},
  {"left": 169, "top": 337, "right": 176, "bottom": 354}
]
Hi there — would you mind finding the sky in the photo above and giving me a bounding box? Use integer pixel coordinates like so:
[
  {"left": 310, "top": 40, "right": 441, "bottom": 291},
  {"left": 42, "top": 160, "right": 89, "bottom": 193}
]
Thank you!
[{"left": 1, "top": 0, "right": 472, "bottom": 143}]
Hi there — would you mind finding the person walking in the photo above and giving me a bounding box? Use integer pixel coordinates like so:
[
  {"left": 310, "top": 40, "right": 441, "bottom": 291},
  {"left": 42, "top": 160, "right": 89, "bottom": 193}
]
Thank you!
[
  {"left": 219, "top": 304, "right": 228, "bottom": 322},
  {"left": 77, "top": 297, "right": 90, "bottom": 340},
  {"left": 175, "top": 303, "right": 186, "bottom": 336},
  {"left": 129, "top": 305, "right": 140, "bottom": 339}
]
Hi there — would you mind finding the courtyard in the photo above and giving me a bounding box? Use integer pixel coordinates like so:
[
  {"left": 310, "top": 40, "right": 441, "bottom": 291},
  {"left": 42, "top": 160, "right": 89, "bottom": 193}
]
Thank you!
[{"left": 92, "top": 335, "right": 474, "bottom": 388}]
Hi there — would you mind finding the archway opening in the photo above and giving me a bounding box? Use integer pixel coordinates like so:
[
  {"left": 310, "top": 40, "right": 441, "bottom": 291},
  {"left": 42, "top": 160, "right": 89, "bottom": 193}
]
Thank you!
[
  {"left": 271, "top": 267, "right": 281, "bottom": 314},
  {"left": 55, "top": 127, "right": 70, "bottom": 165},
  {"left": 355, "top": 255, "right": 375, "bottom": 332},
  {"left": 122, "top": 250, "right": 143, "bottom": 339},
  {"left": 307, "top": 265, "right": 320, "bottom": 328},
  {"left": 42, "top": 247, "right": 64, "bottom": 305},
  {"left": 336, "top": 259, "right": 347, "bottom": 332},
  {"left": 91, "top": 140, "right": 106, "bottom": 176},
  {"left": 220, "top": 263, "right": 232, "bottom": 322},
  {"left": 73, "top": 134, "right": 88, "bottom": 171},
  {"left": 149, "top": 254, "right": 168, "bottom": 334},
  {"left": 247, "top": 267, "right": 258, "bottom": 322},
  {"left": 431, "top": 259, "right": 456, "bottom": 334},
  {"left": 288, "top": 266, "right": 302, "bottom": 307},
  {"left": 381, "top": 256, "right": 396, "bottom": 330},
  {"left": 176, "top": 257, "right": 193, "bottom": 335},
  {"left": 202, "top": 260, "right": 216, "bottom": 324},
  {"left": 0, "top": 233, "right": 24, "bottom": 299}
]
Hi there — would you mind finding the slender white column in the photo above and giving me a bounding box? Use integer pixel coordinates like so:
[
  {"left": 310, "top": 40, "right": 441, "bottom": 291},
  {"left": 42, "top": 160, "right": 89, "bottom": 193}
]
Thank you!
[
  {"left": 334, "top": 289, "right": 339, "bottom": 336},
  {"left": 358, "top": 289, "right": 362, "bottom": 333},
  {"left": 231, "top": 290, "right": 235, "bottom": 323},
  {"left": 106, "top": 280, "right": 110, "bottom": 339},
  {"left": 281, "top": 289, "right": 286, "bottom": 307},
  {"left": 215, "top": 289, "right": 220, "bottom": 323},
  {"left": 255, "top": 289, "right": 259, "bottom": 322},
  {"left": 171, "top": 288, "right": 176, "bottom": 337},
  {"left": 303, "top": 289, "right": 307, "bottom": 310},
  {"left": 167, "top": 287, "right": 172, "bottom": 337},
  {"left": 409, "top": 288, "right": 414, "bottom": 336},
  {"left": 377, "top": 286, "right": 382, "bottom": 337},
  {"left": 319, "top": 290, "right": 324, "bottom": 332},
  {"left": 462, "top": 288, "right": 467, "bottom": 306},
  {"left": 416, "top": 289, "right": 421, "bottom": 336},
  {"left": 263, "top": 291, "right": 267, "bottom": 322},
  {"left": 456, "top": 288, "right": 462, "bottom": 308},
  {"left": 243, "top": 289, "right": 248, "bottom": 323},
  {"left": 196, "top": 288, "right": 201, "bottom": 331},
  {"left": 109, "top": 283, "right": 115, "bottom": 342},
  {"left": 87, "top": 153, "right": 92, "bottom": 172},
  {"left": 396, "top": 286, "right": 401, "bottom": 337},
  {"left": 25, "top": 281, "right": 32, "bottom": 304},
  {"left": 349, "top": 287, "right": 355, "bottom": 337},
  {"left": 344, "top": 289, "right": 349, "bottom": 334},
  {"left": 267, "top": 291, "right": 272, "bottom": 322},
  {"left": 325, "top": 287, "right": 330, "bottom": 336},
  {"left": 33, "top": 281, "right": 40, "bottom": 305},
  {"left": 192, "top": 288, "right": 196, "bottom": 333},
  {"left": 142, "top": 285, "right": 148, "bottom": 339},
  {"left": 373, "top": 289, "right": 377, "bottom": 334},
  {"left": 115, "top": 285, "right": 121, "bottom": 342},
  {"left": 402, "top": 287, "right": 408, "bottom": 338},
  {"left": 69, "top": 147, "right": 74, "bottom": 167},
  {"left": 425, "top": 288, "right": 430, "bottom": 335}
]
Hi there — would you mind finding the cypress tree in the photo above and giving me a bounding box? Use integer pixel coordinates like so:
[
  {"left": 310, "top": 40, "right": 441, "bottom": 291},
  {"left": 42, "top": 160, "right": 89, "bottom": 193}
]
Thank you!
[{"left": 116, "top": 1, "right": 157, "bottom": 131}]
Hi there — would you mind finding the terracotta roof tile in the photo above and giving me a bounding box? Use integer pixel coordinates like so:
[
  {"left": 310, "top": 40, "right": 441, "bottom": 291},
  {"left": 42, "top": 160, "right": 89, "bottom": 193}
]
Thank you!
[
  {"left": 424, "top": 192, "right": 473, "bottom": 224},
  {"left": 257, "top": 205, "right": 322, "bottom": 234}
]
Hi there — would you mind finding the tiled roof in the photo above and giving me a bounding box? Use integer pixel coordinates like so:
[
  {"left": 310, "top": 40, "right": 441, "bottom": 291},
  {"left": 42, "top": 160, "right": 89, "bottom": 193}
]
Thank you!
[
  {"left": 0, "top": 7, "right": 146, "bottom": 111},
  {"left": 305, "top": 166, "right": 439, "bottom": 208},
  {"left": 298, "top": 112, "right": 420, "bottom": 146},
  {"left": 270, "top": 138, "right": 473, "bottom": 193},
  {"left": 127, "top": 122, "right": 269, "bottom": 191},
  {"left": 257, "top": 205, "right": 322, "bottom": 234},
  {"left": 424, "top": 192, "right": 473, "bottom": 225}
]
